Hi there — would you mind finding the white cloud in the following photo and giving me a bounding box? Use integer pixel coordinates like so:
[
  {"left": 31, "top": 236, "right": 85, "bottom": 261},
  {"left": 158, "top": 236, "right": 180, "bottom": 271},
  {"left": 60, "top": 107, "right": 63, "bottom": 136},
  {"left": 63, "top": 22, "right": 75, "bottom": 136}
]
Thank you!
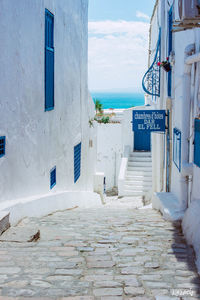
[
  {"left": 136, "top": 11, "right": 150, "bottom": 21},
  {"left": 88, "top": 20, "right": 150, "bottom": 91}
]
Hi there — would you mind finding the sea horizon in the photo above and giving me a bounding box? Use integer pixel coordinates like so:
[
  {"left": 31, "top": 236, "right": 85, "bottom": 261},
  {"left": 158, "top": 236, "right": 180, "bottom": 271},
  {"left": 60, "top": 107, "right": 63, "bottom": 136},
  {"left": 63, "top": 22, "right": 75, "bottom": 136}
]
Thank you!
[{"left": 90, "top": 91, "right": 145, "bottom": 109}]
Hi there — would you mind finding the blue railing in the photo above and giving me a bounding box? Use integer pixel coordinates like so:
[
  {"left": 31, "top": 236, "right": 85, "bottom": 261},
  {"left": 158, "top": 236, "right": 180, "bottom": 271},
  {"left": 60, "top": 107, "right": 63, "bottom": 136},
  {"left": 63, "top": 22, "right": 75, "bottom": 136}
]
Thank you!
[{"left": 142, "top": 29, "right": 161, "bottom": 98}]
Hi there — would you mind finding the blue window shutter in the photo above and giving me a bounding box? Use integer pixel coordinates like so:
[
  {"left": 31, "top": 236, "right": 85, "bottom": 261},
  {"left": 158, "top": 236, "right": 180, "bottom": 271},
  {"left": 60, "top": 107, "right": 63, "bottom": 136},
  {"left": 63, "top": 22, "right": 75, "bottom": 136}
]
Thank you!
[
  {"left": 194, "top": 119, "right": 200, "bottom": 167},
  {"left": 45, "top": 9, "right": 54, "bottom": 111},
  {"left": 74, "top": 143, "right": 81, "bottom": 183},
  {"left": 50, "top": 166, "right": 56, "bottom": 189},
  {"left": 173, "top": 128, "right": 181, "bottom": 172},
  {"left": 168, "top": 7, "right": 173, "bottom": 97},
  {"left": 0, "top": 136, "right": 6, "bottom": 158},
  {"left": 168, "top": 8, "right": 173, "bottom": 55}
]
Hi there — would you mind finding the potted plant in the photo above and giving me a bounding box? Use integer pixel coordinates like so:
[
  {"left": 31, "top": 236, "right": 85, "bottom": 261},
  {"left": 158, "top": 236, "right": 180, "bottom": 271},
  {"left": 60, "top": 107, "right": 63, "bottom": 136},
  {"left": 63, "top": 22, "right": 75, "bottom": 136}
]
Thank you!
[{"left": 157, "top": 57, "right": 171, "bottom": 72}]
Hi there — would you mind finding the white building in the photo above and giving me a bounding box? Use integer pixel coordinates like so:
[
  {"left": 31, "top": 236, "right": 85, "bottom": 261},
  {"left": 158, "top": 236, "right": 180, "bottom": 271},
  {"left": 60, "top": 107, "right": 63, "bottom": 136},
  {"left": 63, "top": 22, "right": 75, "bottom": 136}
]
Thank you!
[
  {"left": 143, "top": 0, "right": 200, "bottom": 272},
  {"left": 0, "top": 0, "right": 100, "bottom": 228}
]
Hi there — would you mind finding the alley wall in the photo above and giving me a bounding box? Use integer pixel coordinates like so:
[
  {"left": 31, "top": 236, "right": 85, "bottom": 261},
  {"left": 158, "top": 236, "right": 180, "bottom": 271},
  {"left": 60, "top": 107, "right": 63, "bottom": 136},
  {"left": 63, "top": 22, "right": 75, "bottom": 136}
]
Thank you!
[
  {"left": 0, "top": 0, "right": 96, "bottom": 206},
  {"left": 96, "top": 123, "right": 122, "bottom": 191}
]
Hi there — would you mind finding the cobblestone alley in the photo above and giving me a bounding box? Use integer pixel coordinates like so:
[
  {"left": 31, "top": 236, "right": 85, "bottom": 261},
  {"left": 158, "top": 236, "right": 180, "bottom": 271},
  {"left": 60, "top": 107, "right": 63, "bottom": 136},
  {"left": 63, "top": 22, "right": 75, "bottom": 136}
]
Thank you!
[{"left": 0, "top": 198, "right": 199, "bottom": 299}]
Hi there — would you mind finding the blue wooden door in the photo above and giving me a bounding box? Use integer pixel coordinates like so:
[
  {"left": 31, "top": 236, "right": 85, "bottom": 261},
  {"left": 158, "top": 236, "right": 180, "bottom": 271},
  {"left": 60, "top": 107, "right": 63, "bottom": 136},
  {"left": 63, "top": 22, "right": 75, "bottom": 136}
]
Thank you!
[{"left": 134, "top": 131, "right": 151, "bottom": 151}]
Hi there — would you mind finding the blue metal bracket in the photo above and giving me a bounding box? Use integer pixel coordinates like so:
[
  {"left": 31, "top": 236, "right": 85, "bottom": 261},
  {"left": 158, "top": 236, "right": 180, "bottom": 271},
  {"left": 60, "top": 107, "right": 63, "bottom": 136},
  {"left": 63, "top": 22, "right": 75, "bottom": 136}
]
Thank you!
[{"left": 142, "top": 29, "right": 161, "bottom": 97}]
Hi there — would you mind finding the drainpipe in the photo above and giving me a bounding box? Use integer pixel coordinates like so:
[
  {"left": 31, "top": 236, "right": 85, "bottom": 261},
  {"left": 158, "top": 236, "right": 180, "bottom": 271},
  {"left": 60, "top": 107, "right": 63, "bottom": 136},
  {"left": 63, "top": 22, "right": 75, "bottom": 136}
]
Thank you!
[{"left": 180, "top": 44, "right": 200, "bottom": 210}]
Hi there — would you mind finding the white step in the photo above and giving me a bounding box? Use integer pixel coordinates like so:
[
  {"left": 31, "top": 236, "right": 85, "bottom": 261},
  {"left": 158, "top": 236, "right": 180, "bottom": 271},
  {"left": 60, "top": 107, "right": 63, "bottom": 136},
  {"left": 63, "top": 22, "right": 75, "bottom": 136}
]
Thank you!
[
  {"left": 125, "top": 175, "right": 152, "bottom": 182},
  {"left": 127, "top": 166, "right": 152, "bottom": 172},
  {"left": 123, "top": 191, "right": 145, "bottom": 197},
  {"left": 124, "top": 181, "right": 152, "bottom": 188},
  {"left": 128, "top": 161, "right": 152, "bottom": 167},
  {"left": 130, "top": 152, "right": 151, "bottom": 158},
  {"left": 122, "top": 151, "right": 152, "bottom": 197},
  {"left": 124, "top": 185, "right": 150, "bottom": 192},
  {"left": 129, "top": 157, "right": 152, "bottom": 162},
  {"left": 126, "top": 170, "right": 152, "bottom": 177}
]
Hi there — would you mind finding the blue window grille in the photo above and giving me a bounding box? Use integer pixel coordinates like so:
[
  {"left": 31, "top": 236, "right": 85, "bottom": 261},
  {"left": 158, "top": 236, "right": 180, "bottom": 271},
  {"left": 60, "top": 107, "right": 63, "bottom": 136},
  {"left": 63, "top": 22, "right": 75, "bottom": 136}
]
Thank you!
[
  {"left": 45, "top": 9, "right": 54, "bottom": 111},
  {"left": 173, "top": 128, "right": 181, "bottom": 172},
  {"left": 194, "top": 119, "right": 200, "bottom": 167},
  {"left": 74, "top": 143, "right": 81, "bottom": 183},
  {"left": 142, "top": 29, "right": 161, "bottom": 100},
  {"left": 0, "top": 136, "right": 5, "bottom": 158},
  {"left": 50, "top": 166, "right": 56, "bottom": 189},
  {"left": 168, "top": 7, "right": 173, "bottom": 97}
]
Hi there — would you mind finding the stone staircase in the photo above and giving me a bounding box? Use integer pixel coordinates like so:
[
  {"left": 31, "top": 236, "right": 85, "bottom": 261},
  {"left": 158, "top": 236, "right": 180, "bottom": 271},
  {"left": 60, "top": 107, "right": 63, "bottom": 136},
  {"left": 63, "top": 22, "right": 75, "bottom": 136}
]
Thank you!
[{"left": 124, "top": 152, "right": 152, "bottom": 197}]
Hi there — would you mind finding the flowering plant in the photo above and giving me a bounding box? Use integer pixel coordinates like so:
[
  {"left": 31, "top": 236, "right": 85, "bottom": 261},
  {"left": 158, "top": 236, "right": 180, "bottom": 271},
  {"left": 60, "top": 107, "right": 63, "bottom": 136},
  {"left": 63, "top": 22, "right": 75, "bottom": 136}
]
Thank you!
[
  {"left": 157, "top": 57, "right": 169, "bottom": 67},
  {"left": 157, "top": 57, "right": 171, "bottom": 72}
]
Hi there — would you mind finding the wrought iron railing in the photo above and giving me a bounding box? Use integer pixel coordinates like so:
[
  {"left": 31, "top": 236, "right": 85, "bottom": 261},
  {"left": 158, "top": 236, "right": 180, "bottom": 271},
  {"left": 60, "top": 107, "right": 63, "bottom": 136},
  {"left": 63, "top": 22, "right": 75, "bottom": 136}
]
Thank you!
[{"left": 142, "top": 30, "right": 161, "bottom": 98}]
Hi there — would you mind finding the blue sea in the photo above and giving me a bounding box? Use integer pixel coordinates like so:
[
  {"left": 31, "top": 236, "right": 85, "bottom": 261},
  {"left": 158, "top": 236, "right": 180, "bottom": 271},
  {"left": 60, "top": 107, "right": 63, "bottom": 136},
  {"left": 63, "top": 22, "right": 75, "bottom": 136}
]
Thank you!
[{"left": 91, "top": 92, "right": 145, "bottom": 109}]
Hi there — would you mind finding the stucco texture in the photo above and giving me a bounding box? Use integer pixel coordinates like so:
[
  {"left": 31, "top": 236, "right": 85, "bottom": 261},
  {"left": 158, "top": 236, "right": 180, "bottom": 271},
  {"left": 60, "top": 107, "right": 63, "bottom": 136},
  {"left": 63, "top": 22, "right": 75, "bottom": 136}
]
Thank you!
[{"left": 0, "top": 0, "right": 95, "bottom": 204}]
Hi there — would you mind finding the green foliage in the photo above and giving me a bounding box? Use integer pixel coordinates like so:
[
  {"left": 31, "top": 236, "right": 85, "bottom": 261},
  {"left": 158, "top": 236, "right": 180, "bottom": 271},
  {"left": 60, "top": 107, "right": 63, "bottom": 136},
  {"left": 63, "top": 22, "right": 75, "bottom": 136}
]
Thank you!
[
  {"left": 94, "top": 99, "right": 103, "bottom": 114},
  {"left": 101, "top": 116, "right": 110, "bottom": 124},
  {"left": 89, "top": 118, "right": 94, "bottom": 128}
]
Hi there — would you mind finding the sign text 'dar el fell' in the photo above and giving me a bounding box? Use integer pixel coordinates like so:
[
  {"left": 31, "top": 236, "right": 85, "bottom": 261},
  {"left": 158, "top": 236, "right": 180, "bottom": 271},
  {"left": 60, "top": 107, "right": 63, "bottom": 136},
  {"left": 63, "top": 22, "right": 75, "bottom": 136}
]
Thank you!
[{"left": 132, "top": 110, "right": 166, "bottom": 132}]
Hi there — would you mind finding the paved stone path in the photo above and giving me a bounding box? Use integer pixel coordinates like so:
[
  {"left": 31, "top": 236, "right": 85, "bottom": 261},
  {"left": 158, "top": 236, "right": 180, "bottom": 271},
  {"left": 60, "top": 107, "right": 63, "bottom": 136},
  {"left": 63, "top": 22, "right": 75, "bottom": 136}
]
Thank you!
[{"left": 0, "top": 198, "right": 199, "bottom": 299}]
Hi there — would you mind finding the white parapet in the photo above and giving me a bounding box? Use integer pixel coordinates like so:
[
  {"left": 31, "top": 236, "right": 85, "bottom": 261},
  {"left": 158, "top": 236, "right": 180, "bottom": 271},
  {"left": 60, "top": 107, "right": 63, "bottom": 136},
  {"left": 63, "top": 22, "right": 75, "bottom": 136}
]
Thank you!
[
  {"left": 0, "top": 191, "right": 102, "bottom": 226},
  {"left": 152, "top": 192, "right": 185, "bottom": 221},
  {"left": 118, "top": 157, "right": 129, "bottom": 197},
  {"left": 94, "top": 172, "right": 105, "bottom": 204}
]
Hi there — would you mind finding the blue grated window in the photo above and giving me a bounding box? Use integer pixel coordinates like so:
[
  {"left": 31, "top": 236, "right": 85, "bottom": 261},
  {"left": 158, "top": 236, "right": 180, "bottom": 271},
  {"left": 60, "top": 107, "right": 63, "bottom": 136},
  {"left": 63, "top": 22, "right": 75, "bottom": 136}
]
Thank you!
[
  {"left": 0, "top": 136, "right": 5, "bottom": 158},
  {"left": 74, "top": 142, "right": 81, "bottom": 183},
  {"left": 45, "top": 9, "right": 54, "bottom": 111},
  {"left": 168, "top": 7, "right": 173, "bottom": 97},
  {"left": 194, "top": 119, "right": 200, "bottom": 167},
  {"left": 173, "top": 128, "right": 181, "bottom": 172},
  {"left": 50, "top": 166, "right": 56, "bottom": 189}
]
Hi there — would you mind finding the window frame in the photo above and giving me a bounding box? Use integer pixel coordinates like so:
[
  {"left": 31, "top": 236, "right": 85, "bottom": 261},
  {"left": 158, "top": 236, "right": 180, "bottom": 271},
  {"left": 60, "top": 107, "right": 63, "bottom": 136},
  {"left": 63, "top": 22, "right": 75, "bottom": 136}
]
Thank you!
[
  {"left": 173, "top": 128, "right": 181, "bottom": 172},
  {"left": 168, "top": 6, "right": 173, "bottom": 97},
  {"left": 45, "top": 9, "right": 54, "bottom": 112},
  {"left": 74, "top": 142, "right": 81, "bottom": 183},
  {"left": 0, "top": 136, "right": 6, "bottom": 158},
  {"left": 194, "top": 119, "right": 200, "bottom": 168},
  {"left": 50, "top": 166, "right": 56, "bottom": 189}
]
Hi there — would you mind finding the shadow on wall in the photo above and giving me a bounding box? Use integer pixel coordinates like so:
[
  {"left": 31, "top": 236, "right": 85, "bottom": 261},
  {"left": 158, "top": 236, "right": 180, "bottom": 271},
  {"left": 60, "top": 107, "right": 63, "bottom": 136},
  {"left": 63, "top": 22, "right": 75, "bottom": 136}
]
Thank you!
[{"left": 169, "top": 220, "right": 200, "bottom": 298}]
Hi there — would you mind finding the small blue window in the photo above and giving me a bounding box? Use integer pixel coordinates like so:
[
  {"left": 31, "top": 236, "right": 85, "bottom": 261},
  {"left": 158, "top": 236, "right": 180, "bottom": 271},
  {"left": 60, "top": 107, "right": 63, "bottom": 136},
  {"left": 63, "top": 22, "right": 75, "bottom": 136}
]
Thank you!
[
  {"left": 74, "top": 143, "right": 81, "bottom": 183},
  {"left": 50, "top": 166, "right": 56, "bottom": 189},
  {"left": 173, "top": 128, "right": 181, "bottom": 172},
  {"left": 45, "top": 9, "right": 54, "bottom": 111},
  {"left": 194, "top": 119, "right": 200, "bottom": 168},
  {"left": 0, "top": 136, "right": 5, "bottom": 158},
  {"left": 168, "top": 7, "right": 173, "bottom": 97}
]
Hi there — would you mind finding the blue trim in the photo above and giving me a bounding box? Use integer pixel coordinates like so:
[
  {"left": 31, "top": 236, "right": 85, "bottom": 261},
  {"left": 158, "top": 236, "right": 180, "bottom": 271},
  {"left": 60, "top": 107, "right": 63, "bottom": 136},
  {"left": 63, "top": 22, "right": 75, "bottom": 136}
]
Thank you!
[
  {"left": 166, "top": 112, "right": 170, "bottom": 191},
  {"left": 0, "top": 136, "right": 5, "bottom": 158},
  {"left": 46, "top": 46, "right": 54, "bottom": 52},
  {"left": 50, "top": 166, "right": 56, "bottom": 189},
  {"left": 168, "top": 6, "right": 173, "bottom": 97},
  {"left": 142, "top": 29, "right": 161, "bottom": 98},
  {"left": 74, "top": 143, "right": 81, "bottom": 183},
  {"left": 45, "top": 9, "right": 54, "bottom": 112},
  {"left": 173, "top": 128, "right": 181, "bottom": 172},
  {"left": 45, "top": 106, "right": 54, "bottom": 112},
  {"left": 45, "top": 8, "right": 54, "bottom": 19},
  {"left": 194, "top": 119, "right": 200, "bottom": 167}
]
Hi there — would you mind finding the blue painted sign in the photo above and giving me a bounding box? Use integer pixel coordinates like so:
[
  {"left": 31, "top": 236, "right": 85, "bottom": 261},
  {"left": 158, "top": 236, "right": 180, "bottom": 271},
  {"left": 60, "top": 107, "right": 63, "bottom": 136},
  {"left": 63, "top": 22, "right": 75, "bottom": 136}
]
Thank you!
[{"left": 132, "top": 110, "right": 166, "bottom": 132}]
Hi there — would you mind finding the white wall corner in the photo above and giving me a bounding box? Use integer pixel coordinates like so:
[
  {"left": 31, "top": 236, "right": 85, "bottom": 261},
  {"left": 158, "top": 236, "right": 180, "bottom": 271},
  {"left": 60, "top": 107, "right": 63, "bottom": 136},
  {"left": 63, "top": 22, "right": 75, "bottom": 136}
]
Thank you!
[{"left": 118, "top": 157, "right": 128, "bottom": 197}]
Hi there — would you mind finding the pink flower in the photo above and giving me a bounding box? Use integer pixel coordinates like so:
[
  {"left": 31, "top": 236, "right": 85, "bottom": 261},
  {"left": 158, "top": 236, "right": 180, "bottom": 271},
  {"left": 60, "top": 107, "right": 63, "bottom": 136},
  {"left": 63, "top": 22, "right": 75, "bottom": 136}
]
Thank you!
[{"left": 157, "top": 62, "right": 161, "bottom": 66}]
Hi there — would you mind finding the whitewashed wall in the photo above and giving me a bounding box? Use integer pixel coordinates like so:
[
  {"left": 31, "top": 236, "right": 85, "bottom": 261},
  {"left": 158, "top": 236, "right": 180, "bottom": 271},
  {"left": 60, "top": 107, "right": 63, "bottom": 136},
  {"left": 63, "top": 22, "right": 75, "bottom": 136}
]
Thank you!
[
  {"left": 0, "top": 0, "right": 99, "bottom": 216},
  {"left": 147, "top": 0, "right": 200, "bottom": 272},
  {"left": 96, "top": 123, "right": 123, "bottom": 191}
]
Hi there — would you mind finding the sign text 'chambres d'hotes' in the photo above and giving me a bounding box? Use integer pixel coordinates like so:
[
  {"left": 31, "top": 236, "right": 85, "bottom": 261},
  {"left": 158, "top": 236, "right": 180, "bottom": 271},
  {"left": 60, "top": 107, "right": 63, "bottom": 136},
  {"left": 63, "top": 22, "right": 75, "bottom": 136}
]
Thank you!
[{"left": 132, "top": 110, "right": 166, "bottom": 132}]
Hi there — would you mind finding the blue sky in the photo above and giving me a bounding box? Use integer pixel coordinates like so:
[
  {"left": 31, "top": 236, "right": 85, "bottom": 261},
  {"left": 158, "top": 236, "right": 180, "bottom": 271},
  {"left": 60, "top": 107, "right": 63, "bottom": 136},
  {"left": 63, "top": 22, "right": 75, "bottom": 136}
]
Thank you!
[
  {"left": 89, "top": 0, "right": 155, "bottom": 22},
  {"left": 88, "top": 0, "right": 156, "bottom": 92}
]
